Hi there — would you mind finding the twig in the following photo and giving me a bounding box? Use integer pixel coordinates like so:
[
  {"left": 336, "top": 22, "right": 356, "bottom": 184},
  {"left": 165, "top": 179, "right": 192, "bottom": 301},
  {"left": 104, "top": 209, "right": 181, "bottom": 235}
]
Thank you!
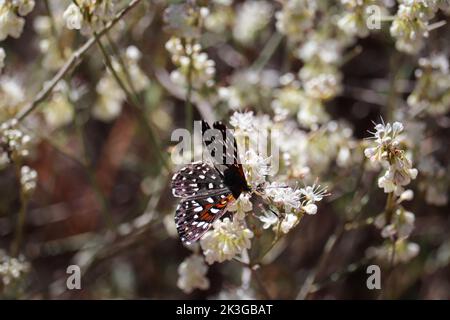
[
  {"left": 16, "top": 0, "right": 143, "bottom": 121},
  {"left": 250, "top": 32, "right": 283, "bottom": 71}
]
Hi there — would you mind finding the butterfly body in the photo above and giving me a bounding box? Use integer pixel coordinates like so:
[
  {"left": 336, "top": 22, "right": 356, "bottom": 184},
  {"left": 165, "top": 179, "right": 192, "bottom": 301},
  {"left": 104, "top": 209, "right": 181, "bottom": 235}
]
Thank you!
[{"left": 171, "top": 121, "right": 249, "bottom": 244}]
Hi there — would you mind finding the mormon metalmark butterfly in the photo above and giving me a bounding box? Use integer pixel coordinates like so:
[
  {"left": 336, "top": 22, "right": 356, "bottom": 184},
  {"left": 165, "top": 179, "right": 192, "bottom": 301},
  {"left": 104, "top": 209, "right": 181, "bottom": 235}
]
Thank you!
[{"left": 171, "top": 121, "right": 251, "bottom": 244}]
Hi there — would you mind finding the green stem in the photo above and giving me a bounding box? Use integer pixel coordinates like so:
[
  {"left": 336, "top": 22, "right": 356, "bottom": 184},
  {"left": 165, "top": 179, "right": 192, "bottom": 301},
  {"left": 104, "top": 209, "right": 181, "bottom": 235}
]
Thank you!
[
  {"left": 250, "top": 32, "right": 283, "bottom": 71},
  {"left": 93, "top": 32, "right": 169, "bottom": 170},
  {"left": 11, "top": 163, "right": 27, "bottom": 257}
]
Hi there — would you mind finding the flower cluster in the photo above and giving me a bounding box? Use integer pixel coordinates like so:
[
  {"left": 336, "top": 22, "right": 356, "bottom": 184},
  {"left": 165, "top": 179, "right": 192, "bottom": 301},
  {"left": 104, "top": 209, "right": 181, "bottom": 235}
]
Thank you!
[
  {"left": 407, "top": 54, "right": 450, "bottom": 116},
  {"left": 365, "top": 121, "right": 418, "bottom": 195},
  {"left": 0, "top": 76, "right": 26, "bottom": 120},
  {"left": 63, "top": 0, "right": 116, "bottom": 36},
  {"left": 390, "top": 0, "right": 439, "bottom": 54},
  {"left": 275, "top": 0, "right": 317, "bottom": 43},
  {"left": 219, "top": 69, "right": 278, "bottom": 110},
  {"left": 42, "top": 81, "right": 74, "bottom": 129},
  {"left": 233, "top": 1, "right": 273, "bottom": 45},
  {"left": 0, "top": 119, "right": 31, "bottom": 164},
  {"left": 200, "top": 218, "right": 254, "bottom": 265},
  {"left": 93, "top": 46, "right": 148, "bottom": 121},
  {"left": 337, "top": 0, "right": 386, "bottom": 38},
  {"left": 177, "top": 254, "right": 210, "bottom": 294},
  {"left": 165, "top": 37, "right": 216, "bottom": 91},
  {"left": 20, "top": 165, "right": 37, "bottom": 196},
  {"left": 365, "top": 120, "right": 419, "bottom": 264},
  {"left": 0, "top": 0, "right": 35, "bottom": 41},
  {"left": 0, "top": 250, "right": 30, "bottom": 293},
  {"left": 366, "top": 239, "right": 420, "bottom": 264}
]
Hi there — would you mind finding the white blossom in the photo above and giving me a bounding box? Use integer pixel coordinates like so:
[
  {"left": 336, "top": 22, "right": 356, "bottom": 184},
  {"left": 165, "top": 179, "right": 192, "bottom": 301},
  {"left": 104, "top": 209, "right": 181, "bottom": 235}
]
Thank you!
[
  {"left": 63, "top": 4, "right": 83, "bottom": 30},
  {"left": 200, "top": 218, "right": 253, "bottom": 264},
  {"left": 258, "top": 210, "right": 278, "bottom": 229},
  {"left": 227, "top": 193, "right": 252, "bottom": 220},
  {"left": 280, "top": 213, "right": 298, "bottom": 234},
  {"left": 177, "top": 254, "right": 209, "bottom": 294}
]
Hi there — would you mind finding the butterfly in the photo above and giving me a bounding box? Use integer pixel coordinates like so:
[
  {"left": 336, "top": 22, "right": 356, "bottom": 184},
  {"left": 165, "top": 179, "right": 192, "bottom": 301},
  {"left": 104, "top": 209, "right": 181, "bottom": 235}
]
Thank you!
[{"left": 171, "top": 121, "right": 251, "bottom": 244}]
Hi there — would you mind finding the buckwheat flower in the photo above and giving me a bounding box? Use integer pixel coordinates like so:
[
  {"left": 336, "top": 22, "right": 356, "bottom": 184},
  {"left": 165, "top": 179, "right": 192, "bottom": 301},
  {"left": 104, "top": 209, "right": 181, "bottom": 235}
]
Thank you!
[
  {"left": 233, "top": 1, "right": 272, "bottom": 45},
  {"left": 280, "top": 213, "right": 299, "bottom": 234},
  {"left": 0, "top": 119, "right": 31, "bottom": 163},
  {"left": 0, "top": 47, "right": 5, "bottom": 71},
  {"left": 398, "top": 189, "right": 414, "bottom": 203},
  {"left": 390, "top": 0, "right": 438, "bottom": 54},
  {"left": 20, "top": 165, "right": 37, "bottom": 195},
  {"left": 200, "top": 218, "right": 254, "bottom": 264},
  {"left": 266, "top": 184, "right": 301, "bottom": 213},
  {"left": 93, "top": 73, "right": 125, "bottom": 121},
  {"left": 366, "top": 239, "right": 419, "bottom": 264},
  {"left": 166, "top": 37, "right": 216, "bottom": 90},
  {"left": 243, "top": 149, "right": 271, "bottom": 188},
  {"left": 63, "top": 3, "right": 83, "bottom": 30},
  {"left": 0, "top": 9, "right": 24, "bottom": 41},
  {"left": 227, "top": 193, "right": 252, "bottom": 221},
  {"left": 0, "top": 251, "right": 30, "bottom": 286},
  {"left": 229, "top": 111, "right": 255, "bottom": 133},
  {"left": 337, "top": 0, "right": 387, "bottom": 38},
  {"left": 364, "top": 121, "right": 404, "bottom": 163},
  {"left": 42, "top": 82, "right": 74, "bottom": 128},
  {"left": 407, "top": 54, "right": 450, "bottom": 116},
  {"left": 377, "top": 152, "right": 418, "bottom": 195},
  {"left": 375, "top": 208, "right": 415, "bottom": 240},
  {"left": 300, "top": 183, "right": 326, "bottom": 204},
  {"left": 258, "top": 210, "right": 278, "bottom": 229},
  {"left": 299, "top": 64, "right": 342, "bottom": 101},
  {"left": 16, "top": 0, "right": 35, "bottom": 16},
  {"left": 275, "top": 0, "right": 317, "bottom": 43},
  {"left": 177, "top": 254, "right": 210, "bottom": 294},
  {"left": 0, "top": 1, "right": 33, "bottom": 41}
]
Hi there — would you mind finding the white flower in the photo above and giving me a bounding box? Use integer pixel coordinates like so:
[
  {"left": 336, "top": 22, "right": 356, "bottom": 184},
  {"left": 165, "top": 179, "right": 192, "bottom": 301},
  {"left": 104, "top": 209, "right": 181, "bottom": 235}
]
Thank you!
[
  {"left": 280, "top": 213, "right": 298, "bottom": 234},
  {"left": 375, "top": 208, "right": 415, "bottom": 240},
  {"left": 93, "top": 74, "right": 125, "bottom": 121},
  {"left": 366, "top": 240, "right": 420, "bottom": 264},
  {"left": 200, "top": 218, "right": 253, "bottom": 264},
  {"left": 398, "top": 189, "right": 414, "bottom": 203},
  {"left": 233, "top": 1, "right": 272, "bottom": 45},
  {"left": 16, "top": 0, "right": 35, "bottom": 16},
  {"left": 227, "top": 193, "right": 252, "bottom": 220},
  {"left": 300, "top": 184, "right": 326, "bottom": 203},
  {"left": 243, "top": 149, "right": 271, "bottom": 187},
  {"left": 0, "top": 250, "right": 30, "bottom": 286},
  {"left": 266, "top": 183, "right": 301, "bottom": 213},
  {"left": 230, "top": 111, "right": 255, "bottom": 133},
  {"left": 20, "top": 165, "right": 37, "bottom": 195},
  {"left": 303, "top": 203, "right": 317, "bottom": 215},
  {"left": 258, "top": 210, "right": 278, "bottom": 229},
  {"left": 63, "top": 4, "right": 83, "bottom": 30},
  {"left": 0, "top": 9, "right": 25, "bottom": 41},
  {"left": 177, "top": 254, "right": 210, "bottom": 294}
]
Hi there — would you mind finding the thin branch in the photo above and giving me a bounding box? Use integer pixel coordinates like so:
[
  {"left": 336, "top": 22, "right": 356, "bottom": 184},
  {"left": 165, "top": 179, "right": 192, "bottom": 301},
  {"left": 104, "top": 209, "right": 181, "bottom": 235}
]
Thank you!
[{"left": 16, "top": 0, "right": 143, "bottom": 122}]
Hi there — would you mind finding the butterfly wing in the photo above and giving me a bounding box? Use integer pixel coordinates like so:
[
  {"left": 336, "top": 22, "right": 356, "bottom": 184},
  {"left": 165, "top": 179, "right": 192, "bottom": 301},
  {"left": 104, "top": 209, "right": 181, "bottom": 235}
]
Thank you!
[
  {"left": 175, "top": 192, "right": 236, "bottom": 244},
  {"left": 202, "top": 120, "right": 241, "bottom": 167},
  {"left": 171, "top": 163, "right": 224, "bottom": 198}
]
